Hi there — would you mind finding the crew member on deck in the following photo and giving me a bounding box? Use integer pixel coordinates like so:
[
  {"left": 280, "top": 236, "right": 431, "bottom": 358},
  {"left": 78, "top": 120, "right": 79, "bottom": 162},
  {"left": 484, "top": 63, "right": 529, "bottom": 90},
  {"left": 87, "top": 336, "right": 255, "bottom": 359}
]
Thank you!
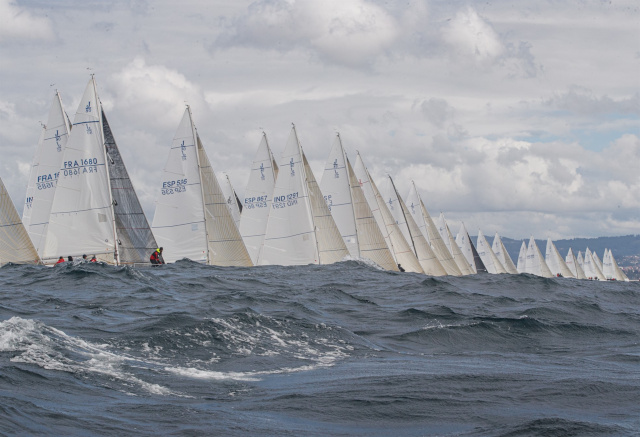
[
  {"left": 150, "top": 247, "right": 165, "bottom": 266},
  {"left": 397, "top": 264, "right": 405, "bottom": 272},
  {"left": 56, "top": 256, "right": 65, "bottom": 264}
]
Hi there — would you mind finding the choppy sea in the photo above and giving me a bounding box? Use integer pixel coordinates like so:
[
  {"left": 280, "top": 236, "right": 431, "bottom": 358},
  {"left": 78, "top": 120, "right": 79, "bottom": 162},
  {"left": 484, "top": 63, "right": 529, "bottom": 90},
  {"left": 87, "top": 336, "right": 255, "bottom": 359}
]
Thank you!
[{"left": 1, "top": 260, "right": 638, "bottom": 436}]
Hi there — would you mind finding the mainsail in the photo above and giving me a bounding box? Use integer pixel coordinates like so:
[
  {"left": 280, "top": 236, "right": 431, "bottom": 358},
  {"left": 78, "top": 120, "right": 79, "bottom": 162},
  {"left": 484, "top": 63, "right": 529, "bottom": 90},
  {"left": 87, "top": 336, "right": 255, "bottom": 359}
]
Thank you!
[
  {"left": 544, "top": 238, "right": 574, "bottom": 278},
  {"left": 582, "top": 248, "right": 605, "bottom": 280},
  {"left": 517, "top": 241, "right": 527, "bottom": 273},
  {"left": 565, "top": 248, "right": 586, "bottom": 279},
  {"left": 22, "top": 91, "right": 71, "bottom": 256},
  {"left": 602, "top": 249, "right": 629, "bottom": 281},
  {"left": 476, "top": 230, "right": 507, "bottom": 274},
  {"left": 455, "top": 223, "right": 487, "bottom": 273},
  {"left": 381, "top": 176, "right": 446, "bottom": 276},
  {"left": 405, "top": 182, "right": 461, "bottom": 276},
  {"left": 353, "top": 153, "right": 419, "bottom": 273},
  {"left": 319, "top": 134, "right": 396, "bottom": 270},
  {"left": 219, "top": 173, "right": 242, "bottom": 229},
  {"left": 0, "top": 177, "right": 40, "bottom": 265},
  {"left": 437, "top": 213, "right": 473, "bottom": 275},
  {"left": 260, "top": 126, "right": 348, "bottom": 266},
  {"left": 524, "top": 237, "right": 553, "bottom": 277},
  {"left": 492, "top": 232, "right": 518, "bottom": 274},
  {"left": 153, "top": 106, "right": 252, "bottom": 266},
  {"left": 45, "top": 77, "right": 145, "bottom": 264},
  {"left": 239, "top": 133, "right": 279, "bottom": 265}
]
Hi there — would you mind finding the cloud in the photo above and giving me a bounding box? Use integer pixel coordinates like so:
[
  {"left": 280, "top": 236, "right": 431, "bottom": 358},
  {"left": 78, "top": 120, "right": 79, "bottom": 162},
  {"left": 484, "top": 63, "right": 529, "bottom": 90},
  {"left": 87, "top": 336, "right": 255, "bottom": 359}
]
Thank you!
[
  {"left": 546, "top": 86, "right": 640, "bottom": 116},
  {"left": 0, "top": 0, "right": 54, "bottom": 42},
  {"left": 216, "top": 0, "right": 399, "bottom": 67},
  {"left": 442, "top": 7, "right": 505, "bottom": 64}
]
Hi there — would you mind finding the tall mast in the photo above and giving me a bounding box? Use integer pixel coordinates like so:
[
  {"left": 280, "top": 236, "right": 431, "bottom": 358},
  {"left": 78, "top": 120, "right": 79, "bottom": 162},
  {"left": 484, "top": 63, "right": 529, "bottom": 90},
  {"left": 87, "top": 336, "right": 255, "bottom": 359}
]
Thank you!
[
  {"left": 188, "top": 105, "right": 211, "bottom": 264},
  {"left": 95, "top": 76, "right": 120, "bottom": 266},
  {"left": 294, "top": 124, "right": 320, "bottom": 262}
]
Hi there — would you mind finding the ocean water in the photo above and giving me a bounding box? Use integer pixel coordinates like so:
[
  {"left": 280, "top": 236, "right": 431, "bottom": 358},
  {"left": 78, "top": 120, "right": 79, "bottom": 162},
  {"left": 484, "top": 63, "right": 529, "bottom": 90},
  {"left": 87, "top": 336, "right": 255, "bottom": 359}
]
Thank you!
[{"left": 0, "top": 260, "right": 638, "bottom": 436}]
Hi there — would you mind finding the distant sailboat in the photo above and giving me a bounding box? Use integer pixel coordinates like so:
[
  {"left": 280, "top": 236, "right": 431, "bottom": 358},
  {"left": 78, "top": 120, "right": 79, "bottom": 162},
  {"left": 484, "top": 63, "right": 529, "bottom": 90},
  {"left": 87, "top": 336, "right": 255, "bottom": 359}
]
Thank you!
[
  {"left": 259, "top": 125, "right": 348, "bottom": 266},
  {"left": 22, "top": 91, "right": 71, "bottom": 256},
  {"left": 320, "top": 134, "right": 397, "bottom": 270},
  {"left": 437, "top": 213, "right": 473, "bottom": 275},
  {"left": 0, "top": 176, "right": 40, "bottom": 265},
  {"left": 455, "top": 223, "right": 487, "bottom": 273},
  {"left": 239, "top": 133, "right": 279, "bottom": 265},
  {"left": 476, "top": 230, "right": 507, "bottom": 274},
  {"left": 524, "top": 237, "right": 553, "bottom": 277},
  {"left": 492, "top": 233, "right": 518, "bottom": 274},
  {"left": 219, "top": 173, "right": 242, "bottom": 229},
  {"left": 381, "top": 176, "right": 446, "bottom": 276},
  {"left": 602, "top": 249, "right": 629, "bottom": 281},
  {"left": 152, "top": 106, "right": 252, "bottom": 266},
  {"left": 353, "top": 152, "right": 419, "bottom": 273},
  {"left": 565, "top": 248, "right": 586, "bottom": 279},
  {"left": 545, "top": 238, "right": 574, "bottom": 278},
  {"left": 405, "top": 182, "right": 461, "bottom": 276},
  {"left": 582, "top": 248, "right": 605, "bottom": 280},
  {"left": 592, "top": 251, "right": 604, "bottom": 272},
  {"left": 45, "top": 77, "right": 156, "bottom": 265},
  {"left": 517, "top": 241, "right": 527, "bottom": 273}
]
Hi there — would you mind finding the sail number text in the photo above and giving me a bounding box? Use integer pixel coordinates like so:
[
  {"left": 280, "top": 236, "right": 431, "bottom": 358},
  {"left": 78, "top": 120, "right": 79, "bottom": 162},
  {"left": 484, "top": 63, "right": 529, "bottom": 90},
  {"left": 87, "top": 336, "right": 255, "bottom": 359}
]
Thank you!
[
  {"left": 162, "top": 179, "right": 187, "bottom": 195},
  {"left": 62, "top": 158, "right": 98, "bottom": 176},
  {"left": 272, "top": 192, "right": 299, "bottom": 208},
  {"left": 244, "top": 195, "right": 268, "bottom": 209}
]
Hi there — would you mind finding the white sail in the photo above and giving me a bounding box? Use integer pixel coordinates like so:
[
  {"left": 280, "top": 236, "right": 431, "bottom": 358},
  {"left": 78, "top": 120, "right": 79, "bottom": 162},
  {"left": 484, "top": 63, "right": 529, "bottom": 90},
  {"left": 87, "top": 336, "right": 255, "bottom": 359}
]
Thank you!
[
  {"left": 219, "top": 173, "right": 242, "bottom": 229},
  {"left": 492, "top": 233, "right": 518, "bottom": 274},
  {"left": 320, "top": 135, "right": 396, "bottom": 270},
  {"left": 0, "top": 177, "right": 40, "bottom": 265},
  {"left": 197, "top": 134, "right": 253, "bottom": 267},
  {"left": 524, "top": 237, "right": 553, "bottom": 277},
  {"left": 260, "top": 126, "right": 348, "bottom": 266},
  {"left": 152, "top": 107, "right": 208, "bottom": 263},
  {"left": 239, "top": 133, "right": 279, "bottom": 265},
  {"left": 45, "top": 77, "right": 118, "bottom": 263},
  {"left": 437, "top": 213, "right": 473, "bottom": 275},
  {"left": 517, "top": 241, "right": 527, "bottom": 273},
  {"left": 405, "top": 182, "right": 461, "bottom": 276},
  {"left": 565, "top": 248, "right": 587, "bottom": 279},
  {"left": 583, "top": 248, "right": 606, "bottom": 280},
  {"left": 592, "top": 251, "right": 604, "bottom": 272},
  {"left": 22, "top": 92, "right": 71, "bottom": 256},
  {"left": 545, "top": 238, "right": 574, "bottom": 278},
  {"left": 455, "top": 223, "right": 487, "bottom": 274},
  {"left": 602, "top": 249, "right": 629, "bottom": 282},
  {"left": 577, "top": 250, "right": 584, "bottom": 268},
  {"left": 476, "top": 230, "right": 507, "bottom": 274},
  {"left": 353, "top": 153, "right": 420, "bottom": 272}
]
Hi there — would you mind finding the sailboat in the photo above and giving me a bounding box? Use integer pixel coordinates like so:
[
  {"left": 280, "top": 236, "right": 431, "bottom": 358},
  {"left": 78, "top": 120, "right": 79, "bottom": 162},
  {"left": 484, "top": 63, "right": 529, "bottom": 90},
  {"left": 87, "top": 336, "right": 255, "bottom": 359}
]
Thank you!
[
  {"left": 436, "top": 213, "right": 473, "bottom": 275},
  {"left": 524, "top": 237, "right": 553, "bottom": 277},
  {"left": 380, "top": 176, "right": 446, "bottom": 276},
  {"left": 239, "top": 133, "right": 279, "bottom": 265},
  {"left": 45, "top": 77, "right": 157, "bottom": 265},
  {"left": 545, "top": 238, "right": 574, "bottom": 278},
  {"left": 259, "top": 125, "right": 348, "bottom": 266},
  {"left": 405, "top": 182, "right": 462, "bottom": 276},
  {"left": 582, "top": 248, "right": 605, "bottom": 280},
  {"left": 455, "top": 223, "right": 487, "bottom": 273},
  {"left": 476, "top": 230, "right": 507, "bottom": 274},
  {"left": 0, "top": 176, "right": 41, "bottom": 265},
  {"left": 152, "top": 106, "right": 252, "bottom": 266},
  {"left": 219, "top": 173, "right": 242, "bottom": 229},
  {"left": 565, "top": 248, "right": 586, "bottom": 279},
  {"left": 22, "top": 91, "right": 71, "bottom": 256},
  {"left": 577, "top": 250, "right": 585, "bottom": 269},
  {"left": 491, "top": 232, "right": 518, "bottom": 274},
  {"left": 516, "top": 241, "right": 527, "bottom": 273},
  {"left": 602, "top": 249, "right": 629, "bottom": 281},
  {"left": 353, "top": 152, "right": 419, "bottom": 273},
  {"left": 319, "top": 134, "right": 397, "bottom": 270},
  {"left": 592, "top": 251, "right": 604, "bottom": 272}
]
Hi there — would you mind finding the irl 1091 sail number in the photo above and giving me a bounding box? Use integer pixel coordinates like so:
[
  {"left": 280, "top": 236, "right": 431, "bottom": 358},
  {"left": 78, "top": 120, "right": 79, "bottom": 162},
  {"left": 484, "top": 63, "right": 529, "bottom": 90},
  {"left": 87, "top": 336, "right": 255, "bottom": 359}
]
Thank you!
[{"left": 162, "top": 179, "right": 187, "bottom": 195}]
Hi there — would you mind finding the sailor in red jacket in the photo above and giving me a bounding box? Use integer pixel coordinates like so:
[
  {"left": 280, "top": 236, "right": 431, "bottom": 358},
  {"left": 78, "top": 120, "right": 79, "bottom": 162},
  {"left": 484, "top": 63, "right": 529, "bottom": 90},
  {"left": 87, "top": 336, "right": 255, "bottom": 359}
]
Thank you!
[{"left": 150, "top": 247, "right": 165, "bottom": 266}]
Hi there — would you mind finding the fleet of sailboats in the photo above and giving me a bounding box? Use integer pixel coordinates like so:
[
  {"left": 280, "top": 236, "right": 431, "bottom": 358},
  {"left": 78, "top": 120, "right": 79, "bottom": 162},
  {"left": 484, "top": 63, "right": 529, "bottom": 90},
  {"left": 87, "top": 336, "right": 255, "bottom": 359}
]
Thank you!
[{"left": 0, "top": 77, "right": 633, "bottom": 281}]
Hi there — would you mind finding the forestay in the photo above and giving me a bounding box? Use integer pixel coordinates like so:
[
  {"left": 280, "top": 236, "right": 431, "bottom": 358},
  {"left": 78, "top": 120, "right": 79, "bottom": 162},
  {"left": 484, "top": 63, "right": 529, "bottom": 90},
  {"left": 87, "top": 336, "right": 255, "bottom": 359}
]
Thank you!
[
  {"left": 0, "top": 177, "right": 40, "bottom": 265},
  {"left": 22, "top": 92, "right": 70, "bottom": 256},
  {"left": 239, "top": 133, "right": 279, "bottom": 265}
]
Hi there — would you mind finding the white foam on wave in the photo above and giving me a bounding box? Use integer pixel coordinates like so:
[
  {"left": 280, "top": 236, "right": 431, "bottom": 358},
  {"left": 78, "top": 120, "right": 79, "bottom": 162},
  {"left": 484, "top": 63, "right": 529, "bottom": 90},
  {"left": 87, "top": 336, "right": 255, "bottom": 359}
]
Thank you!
[{"left": 342, "top": 255, "right": 385, "bottom": 271}]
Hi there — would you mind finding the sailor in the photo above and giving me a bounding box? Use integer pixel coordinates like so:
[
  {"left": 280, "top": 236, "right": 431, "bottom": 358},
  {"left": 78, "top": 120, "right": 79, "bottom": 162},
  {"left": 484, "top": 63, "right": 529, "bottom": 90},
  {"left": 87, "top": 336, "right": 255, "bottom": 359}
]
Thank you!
[
  {"left": 82, "top": 254, "right": 88, "bottom": 263},
  {"left": 67, "top": 256, "right": 73, "bottom": 262},
  {"left": 397, "top": 264, "right": 405, "bottom": 272},
  {"left": 90, "top": 255, "right": 97, "bottom": 263},
  {"left": 150, "top": 247, "right": 165, "bottom": 266},
  {"left": 56, "top": 256, "right": 65, "bottom": 264}
]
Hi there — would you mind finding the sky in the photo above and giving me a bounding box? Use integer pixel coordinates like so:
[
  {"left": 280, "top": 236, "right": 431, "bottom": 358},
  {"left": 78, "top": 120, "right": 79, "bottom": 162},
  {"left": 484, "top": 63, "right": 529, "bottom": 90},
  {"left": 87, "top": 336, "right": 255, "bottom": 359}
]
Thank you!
[{"left": 0, "top": 0, "right": 638, "bottom": 240}]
